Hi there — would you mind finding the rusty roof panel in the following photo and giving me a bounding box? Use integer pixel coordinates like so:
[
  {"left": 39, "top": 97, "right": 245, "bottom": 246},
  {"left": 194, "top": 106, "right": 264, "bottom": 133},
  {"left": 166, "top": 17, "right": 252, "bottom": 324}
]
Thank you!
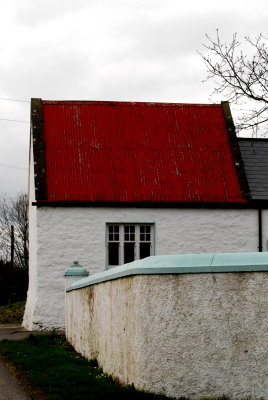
[{"left": 36, "top": 100, "right": 245, "bottom": 203}]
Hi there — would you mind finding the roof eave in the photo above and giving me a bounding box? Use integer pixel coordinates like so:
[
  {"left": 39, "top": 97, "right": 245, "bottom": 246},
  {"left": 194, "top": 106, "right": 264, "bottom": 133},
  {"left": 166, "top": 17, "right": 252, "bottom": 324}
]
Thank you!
[{"left": 31, "top": 199, "right": 268, "bottom": 209}]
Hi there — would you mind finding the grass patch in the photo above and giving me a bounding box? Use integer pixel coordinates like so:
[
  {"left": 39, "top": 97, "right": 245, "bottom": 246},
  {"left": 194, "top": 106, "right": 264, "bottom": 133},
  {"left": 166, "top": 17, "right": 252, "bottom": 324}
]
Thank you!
[
  {"left": 0, "top": 333, "right": 176, "bottom": 400},
  {"left": 0, "top": 301, "right": 26, "bottom": 324}
]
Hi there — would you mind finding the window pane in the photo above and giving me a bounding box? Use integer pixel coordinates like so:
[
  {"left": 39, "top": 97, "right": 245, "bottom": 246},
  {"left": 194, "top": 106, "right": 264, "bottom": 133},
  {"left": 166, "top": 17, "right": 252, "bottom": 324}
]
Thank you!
[
  {"left": 140, "top": 242, "right": 151, "bottom": 259},
  {"left": 108, "top": 243, "right": 119, "bottom": 265},
  {"left": 124, "top": 242, "right": 135, "bottom": 264},
  {"left": 125, "top": 225, "right": 135, "bottom": 242},
  {"left": 124, "top": 226, "right": 129, "bottom": 241},
  {"left": 140, "top": 226, "right": 151, "bottom": 242},
  {"left": 108, "top": 225, "right": 120, "bottom": 242}
]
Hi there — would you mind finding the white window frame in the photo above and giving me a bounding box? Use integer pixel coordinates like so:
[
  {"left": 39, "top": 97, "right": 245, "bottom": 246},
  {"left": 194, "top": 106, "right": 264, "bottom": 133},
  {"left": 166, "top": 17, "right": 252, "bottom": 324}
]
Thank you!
[{"left": 106, "top": 223, "right": 155, "bottom": 268}]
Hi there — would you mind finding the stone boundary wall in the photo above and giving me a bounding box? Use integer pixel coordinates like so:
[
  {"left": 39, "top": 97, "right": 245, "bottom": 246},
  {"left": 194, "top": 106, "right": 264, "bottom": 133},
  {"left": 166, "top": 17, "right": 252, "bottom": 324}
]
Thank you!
[{"left": 65, "top": 253, "right": 268, "bottom": 399}]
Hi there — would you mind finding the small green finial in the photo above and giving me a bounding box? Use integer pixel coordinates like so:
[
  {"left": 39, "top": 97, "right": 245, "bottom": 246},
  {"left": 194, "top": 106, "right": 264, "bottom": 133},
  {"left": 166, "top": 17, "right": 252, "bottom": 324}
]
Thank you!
[{"left": 64, "top": 261, "right": 89, "bottom": 277}]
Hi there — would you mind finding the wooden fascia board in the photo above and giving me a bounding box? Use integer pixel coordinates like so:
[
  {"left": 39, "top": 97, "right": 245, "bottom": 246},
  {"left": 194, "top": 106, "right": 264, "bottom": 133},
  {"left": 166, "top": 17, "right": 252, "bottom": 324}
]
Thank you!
[
  {"left": 221, "top": 101, "right": 251, "bottom": 200},
  {"left": 31, "top": 98, "right": 48, "bottom": 200}
]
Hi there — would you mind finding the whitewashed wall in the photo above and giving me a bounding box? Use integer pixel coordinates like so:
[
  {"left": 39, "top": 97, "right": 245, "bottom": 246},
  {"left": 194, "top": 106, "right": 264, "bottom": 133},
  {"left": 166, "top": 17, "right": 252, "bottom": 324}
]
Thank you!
[
  {"left": 262, "top": 210, "right": 268, "bottom": 251},
  {"left": 66, "top": 272, "right": 268, "bottom": 400},
  {"left": 23, "top": 142, "right": 38, "bottom": 329},
  {"left": 24, "top": 204, "right": 262, "bottom": 330}
]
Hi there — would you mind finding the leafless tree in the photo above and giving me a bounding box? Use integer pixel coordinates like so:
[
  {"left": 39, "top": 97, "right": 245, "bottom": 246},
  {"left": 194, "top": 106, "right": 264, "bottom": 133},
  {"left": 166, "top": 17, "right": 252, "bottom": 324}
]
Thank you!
[
  {"left": 200, "top": 31, "right": 268, "bottom": 135},
  {"left": 0, "top": 193, "right": 28, "bottom": 270}
]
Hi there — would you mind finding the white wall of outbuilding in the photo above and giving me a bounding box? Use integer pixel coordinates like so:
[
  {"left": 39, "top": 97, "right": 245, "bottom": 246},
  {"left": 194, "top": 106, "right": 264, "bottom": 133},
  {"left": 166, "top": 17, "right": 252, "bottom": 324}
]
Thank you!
[{"left": 23, "top": 200, "right": 266, "bottom": 330}]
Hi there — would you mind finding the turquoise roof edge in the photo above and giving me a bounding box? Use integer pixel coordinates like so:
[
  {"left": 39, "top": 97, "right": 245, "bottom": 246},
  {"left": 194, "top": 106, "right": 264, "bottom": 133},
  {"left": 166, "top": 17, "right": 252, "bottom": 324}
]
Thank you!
[{"left": 66, "top": 252, "right": 268, "bottom": 292}]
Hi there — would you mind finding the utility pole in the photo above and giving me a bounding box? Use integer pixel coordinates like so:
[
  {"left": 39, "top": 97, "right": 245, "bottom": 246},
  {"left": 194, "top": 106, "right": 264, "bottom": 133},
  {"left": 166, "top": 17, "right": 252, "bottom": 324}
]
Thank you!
[{"left": 11, "top": 224, "right": 14, "bottom": 269}]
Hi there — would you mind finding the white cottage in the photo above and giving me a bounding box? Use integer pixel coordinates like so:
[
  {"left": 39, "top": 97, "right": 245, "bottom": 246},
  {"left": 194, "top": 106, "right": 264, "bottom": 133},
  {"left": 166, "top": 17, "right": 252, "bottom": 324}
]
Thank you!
[{"left": 23, "top": 99, "right": 268, "bottom": 330}]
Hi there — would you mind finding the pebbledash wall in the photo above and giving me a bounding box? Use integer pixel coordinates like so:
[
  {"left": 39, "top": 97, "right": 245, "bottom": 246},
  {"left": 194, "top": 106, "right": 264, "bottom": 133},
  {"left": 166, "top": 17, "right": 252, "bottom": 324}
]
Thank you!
[
  {"left": 66, "top": 253, "right": 268, "bottom": 400},
  {"left": 23, "top": 204, "right": 267, "bottom": 330}
]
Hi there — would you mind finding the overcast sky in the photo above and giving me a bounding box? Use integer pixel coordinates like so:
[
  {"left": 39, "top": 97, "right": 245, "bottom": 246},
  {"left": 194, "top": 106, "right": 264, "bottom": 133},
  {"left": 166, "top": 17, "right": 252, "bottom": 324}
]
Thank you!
[{"left": 0, "top": 0, "right": 267, "bottom": 196}]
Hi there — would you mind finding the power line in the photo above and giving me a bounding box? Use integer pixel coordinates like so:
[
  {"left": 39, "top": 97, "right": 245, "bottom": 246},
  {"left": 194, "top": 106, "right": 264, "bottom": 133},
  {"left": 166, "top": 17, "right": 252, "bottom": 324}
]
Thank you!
[
  {"left": 0, "top": 97, "right": 30, "bottom": 103},
  {"left": 0, "top": 97, "right": 30, "bottom": 123},
  {"left": 0, "top": 163, "right": 27, "bottom": 171},
  {"left": 0, "top": 118, "right": 29, "bottom": 123}
]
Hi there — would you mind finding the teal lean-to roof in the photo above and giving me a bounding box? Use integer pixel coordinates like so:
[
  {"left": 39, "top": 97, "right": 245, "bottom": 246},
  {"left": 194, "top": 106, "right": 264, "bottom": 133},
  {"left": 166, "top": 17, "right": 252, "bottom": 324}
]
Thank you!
[{"left": 67, "top": 252, "right": 268, "bottom": 291}]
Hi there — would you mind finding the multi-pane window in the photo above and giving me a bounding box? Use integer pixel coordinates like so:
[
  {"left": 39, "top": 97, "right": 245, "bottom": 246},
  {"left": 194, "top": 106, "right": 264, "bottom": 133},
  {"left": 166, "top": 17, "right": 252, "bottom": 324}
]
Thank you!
[{"left": 107, "top": 224, "right": 154, "bottom": 267}]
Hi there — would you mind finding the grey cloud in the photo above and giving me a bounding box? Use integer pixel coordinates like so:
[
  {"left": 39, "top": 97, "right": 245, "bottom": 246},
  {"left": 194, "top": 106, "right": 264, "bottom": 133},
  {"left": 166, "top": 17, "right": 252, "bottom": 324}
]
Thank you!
[
  {"left": 0, "top": 45, "right": 94, "bottom": 100},
  {"left": 0, "top": 121, "right": 28, "bottom": 196},
  {"left": 115, "top": 9, "right": 268, "bottom": 65},
  {"left": 0, "top": 168, "right": 28, "bottom": 196},
  {"left": 93, "top": 54, "right": 210, "bottom": 104},
  {"left": 15, "top": 0, "right": 89, "bottom": 27}
]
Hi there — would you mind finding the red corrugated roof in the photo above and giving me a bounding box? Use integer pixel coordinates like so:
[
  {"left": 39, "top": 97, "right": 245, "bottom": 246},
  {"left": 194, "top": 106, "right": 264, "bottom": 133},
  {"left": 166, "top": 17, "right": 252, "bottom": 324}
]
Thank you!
[{"left": 36, "top": 100, "right": 246, "bottom": 203}]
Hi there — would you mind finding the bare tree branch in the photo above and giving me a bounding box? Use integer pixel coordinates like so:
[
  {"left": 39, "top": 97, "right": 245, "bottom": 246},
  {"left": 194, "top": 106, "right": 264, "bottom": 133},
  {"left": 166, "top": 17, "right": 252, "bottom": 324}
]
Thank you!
[
  {"left": 0, "top": 193, "right": 28, "bottom": 270},
  {"left": 199, "top": 31, "right": 268, "bottom": 134}
]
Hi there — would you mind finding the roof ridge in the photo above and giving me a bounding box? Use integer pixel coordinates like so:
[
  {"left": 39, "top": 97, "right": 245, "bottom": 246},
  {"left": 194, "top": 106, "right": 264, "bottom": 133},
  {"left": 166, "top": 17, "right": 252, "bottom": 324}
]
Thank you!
[{"left": 41, "top": 99, "right": 222, "bottom": 108}]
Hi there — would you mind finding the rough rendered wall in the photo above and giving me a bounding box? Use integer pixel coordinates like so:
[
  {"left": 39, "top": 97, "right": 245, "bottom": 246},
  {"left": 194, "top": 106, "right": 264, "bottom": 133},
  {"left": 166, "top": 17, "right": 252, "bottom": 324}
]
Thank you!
[
  {"left": 66, "top": 273, "right": 268, "bottom": 400},
  {"left": 24, "top": 205, "right": 259, "bottom": 330},
  {"left": 23, "top": 143, "right": 38, "bottom": 329}
]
